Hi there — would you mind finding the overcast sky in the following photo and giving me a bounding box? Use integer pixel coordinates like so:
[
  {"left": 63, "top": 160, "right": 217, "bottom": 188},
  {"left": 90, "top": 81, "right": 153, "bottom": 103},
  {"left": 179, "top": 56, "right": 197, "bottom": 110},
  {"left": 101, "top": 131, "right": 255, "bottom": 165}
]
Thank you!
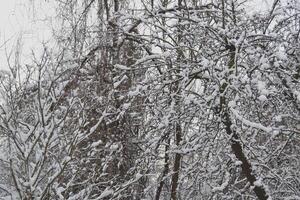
[
  {"left": 0, "top": 0, "right": 55, "bottom": 71},
  {"left": 0, "top": 0, "right": 273, "bottom": 71}
]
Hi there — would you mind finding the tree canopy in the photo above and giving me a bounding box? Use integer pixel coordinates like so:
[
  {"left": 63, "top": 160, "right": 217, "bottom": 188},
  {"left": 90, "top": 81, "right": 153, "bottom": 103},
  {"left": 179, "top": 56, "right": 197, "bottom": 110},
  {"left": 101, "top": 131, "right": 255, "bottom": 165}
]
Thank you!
[{"left": 0, "top": 0, "right": 299, "bottom": 199}]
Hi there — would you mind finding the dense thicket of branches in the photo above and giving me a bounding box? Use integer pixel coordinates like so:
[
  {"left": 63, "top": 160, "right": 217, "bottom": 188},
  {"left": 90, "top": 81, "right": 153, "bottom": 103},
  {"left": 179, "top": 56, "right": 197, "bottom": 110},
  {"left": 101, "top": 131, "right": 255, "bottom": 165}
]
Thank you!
[{"left": 0, "top": 0, "right": 299, "bottom": 199}]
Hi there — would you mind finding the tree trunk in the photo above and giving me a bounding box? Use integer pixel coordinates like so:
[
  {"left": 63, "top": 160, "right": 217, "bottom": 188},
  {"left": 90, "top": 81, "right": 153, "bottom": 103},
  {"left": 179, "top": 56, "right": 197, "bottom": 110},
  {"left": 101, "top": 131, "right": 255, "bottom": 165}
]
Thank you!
[
  {"left": 155, "top": 140, "right": 170, "bottom": 200},
  {"left": 220, "top": 43, "right": 269, "bottom": 200},
  {"left": 223, "top": 112, "right": 269, "bottom": 200},
  {"left": 170, "top": 124, "right": 182, "bottom": 200}
]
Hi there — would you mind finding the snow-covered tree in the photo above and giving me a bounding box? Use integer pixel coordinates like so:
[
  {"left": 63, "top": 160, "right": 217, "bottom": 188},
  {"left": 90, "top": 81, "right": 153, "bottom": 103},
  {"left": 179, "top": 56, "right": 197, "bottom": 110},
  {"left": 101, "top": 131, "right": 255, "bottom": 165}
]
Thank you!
[{"left": 0, "top": 0, "right": 299, "bottom": 199}]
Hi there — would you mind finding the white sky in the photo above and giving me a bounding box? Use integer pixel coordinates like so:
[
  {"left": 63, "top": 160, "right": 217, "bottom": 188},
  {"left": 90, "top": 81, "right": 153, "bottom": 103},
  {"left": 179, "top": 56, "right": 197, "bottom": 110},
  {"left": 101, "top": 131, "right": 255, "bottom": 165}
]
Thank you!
[
  {"left": 0, "top": 0, "right": 55, "bottom": 71},
  {"left": 0, "top": 0, "right": 273, "bottom": 71}
]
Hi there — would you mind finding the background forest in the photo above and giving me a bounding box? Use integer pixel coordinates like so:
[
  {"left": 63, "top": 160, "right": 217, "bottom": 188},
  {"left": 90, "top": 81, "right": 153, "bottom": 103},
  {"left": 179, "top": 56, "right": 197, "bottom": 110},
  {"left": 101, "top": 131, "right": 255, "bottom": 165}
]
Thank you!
[{"left": 0, "top": 0, "right": 299, "bottom": 199}]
